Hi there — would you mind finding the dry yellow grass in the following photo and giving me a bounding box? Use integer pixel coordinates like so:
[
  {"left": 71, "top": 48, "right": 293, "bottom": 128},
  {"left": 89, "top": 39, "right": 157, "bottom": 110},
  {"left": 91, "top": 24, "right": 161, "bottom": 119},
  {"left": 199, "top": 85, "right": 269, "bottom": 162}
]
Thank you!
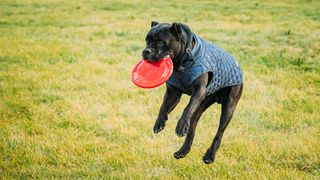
[{"left": 0, "top": 0, "right": 319, "bottom": 179}]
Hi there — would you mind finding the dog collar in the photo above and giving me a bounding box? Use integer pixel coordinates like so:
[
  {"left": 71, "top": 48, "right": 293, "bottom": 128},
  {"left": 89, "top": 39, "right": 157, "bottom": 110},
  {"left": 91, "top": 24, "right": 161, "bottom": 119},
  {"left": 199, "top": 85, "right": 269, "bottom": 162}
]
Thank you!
[{"left": 175, "top": 48, "right": 193, "bottom": 72}]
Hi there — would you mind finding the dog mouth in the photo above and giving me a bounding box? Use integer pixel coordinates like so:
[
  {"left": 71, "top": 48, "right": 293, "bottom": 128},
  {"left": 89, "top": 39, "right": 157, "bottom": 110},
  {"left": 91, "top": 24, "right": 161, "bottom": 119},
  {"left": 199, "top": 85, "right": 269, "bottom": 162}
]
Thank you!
[
  {"left": 167, "top": 49, "right": 174, "bottom": 59},
  {"left": 159, "top": 50, "right": 175, "bottom": 60},
  {"left": 146, "top": 50, "right": 174, "bottom": 62}
]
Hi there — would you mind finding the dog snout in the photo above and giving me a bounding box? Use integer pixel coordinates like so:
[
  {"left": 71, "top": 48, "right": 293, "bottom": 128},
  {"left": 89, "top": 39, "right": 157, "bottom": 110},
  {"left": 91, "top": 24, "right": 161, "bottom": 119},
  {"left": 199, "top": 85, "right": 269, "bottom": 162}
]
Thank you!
[{"left": 142, "top": 48, "right": 152, "bottom": 59}]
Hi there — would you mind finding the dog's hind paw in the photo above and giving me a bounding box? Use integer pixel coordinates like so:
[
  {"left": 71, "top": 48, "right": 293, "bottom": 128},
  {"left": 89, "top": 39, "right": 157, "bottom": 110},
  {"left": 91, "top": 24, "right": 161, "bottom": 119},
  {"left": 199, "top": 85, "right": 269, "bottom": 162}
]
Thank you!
[
  {"left": 173, "top": 148, "right": 190, "bottom": 159},
  {"left": 202, "top": 150, "right": 215, "bottom": 164}
]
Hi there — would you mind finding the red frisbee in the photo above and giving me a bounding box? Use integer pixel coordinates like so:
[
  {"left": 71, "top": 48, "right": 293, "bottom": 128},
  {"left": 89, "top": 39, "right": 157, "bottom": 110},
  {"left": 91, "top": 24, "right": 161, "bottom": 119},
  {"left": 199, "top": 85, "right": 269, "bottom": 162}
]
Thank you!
[{"left": 131, "top": 56, "right": 173, "bottom": 88}]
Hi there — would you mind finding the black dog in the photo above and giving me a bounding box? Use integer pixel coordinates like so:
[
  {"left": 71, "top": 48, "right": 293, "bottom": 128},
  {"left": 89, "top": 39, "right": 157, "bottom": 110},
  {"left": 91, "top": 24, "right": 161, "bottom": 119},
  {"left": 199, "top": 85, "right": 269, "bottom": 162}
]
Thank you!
[{"left": 142, "top": 21, "right": 243, "bottom": 164}]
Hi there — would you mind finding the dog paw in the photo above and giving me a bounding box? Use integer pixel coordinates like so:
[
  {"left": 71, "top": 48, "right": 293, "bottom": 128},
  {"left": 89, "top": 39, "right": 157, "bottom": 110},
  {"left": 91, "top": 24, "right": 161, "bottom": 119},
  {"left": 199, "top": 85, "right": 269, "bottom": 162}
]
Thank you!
[
  {"left": 202, "top": 150, "right": 215, "bottom": 164},
  {"left": 173, "top": 148, "right": 190, "bottom": 159},
  {"left": 153, "top": 122, "right": 166, "bottom": 133},
  {"left": 175, "top": 120, "right": 189, "bottom": 137}
]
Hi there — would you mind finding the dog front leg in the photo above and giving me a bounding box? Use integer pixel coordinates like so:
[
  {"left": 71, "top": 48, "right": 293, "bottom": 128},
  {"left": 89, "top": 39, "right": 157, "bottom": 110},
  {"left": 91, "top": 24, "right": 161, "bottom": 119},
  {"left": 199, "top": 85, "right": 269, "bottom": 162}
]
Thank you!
[
  {"left": 154, "top": 85, "right": 182, "bottom": 133},
  {"left": 175, "top": 74, "right": 208, "bottom": 137},
  {"left": 174, "top": 95, "right": 216, "bottom": 159}
]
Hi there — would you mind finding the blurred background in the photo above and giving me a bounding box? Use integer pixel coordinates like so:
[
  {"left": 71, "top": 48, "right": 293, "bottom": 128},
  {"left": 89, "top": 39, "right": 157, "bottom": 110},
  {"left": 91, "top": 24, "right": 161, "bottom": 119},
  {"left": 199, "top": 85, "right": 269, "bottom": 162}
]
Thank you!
[{"left": 0, "top": 0, "right": 319, "bottom": 178}]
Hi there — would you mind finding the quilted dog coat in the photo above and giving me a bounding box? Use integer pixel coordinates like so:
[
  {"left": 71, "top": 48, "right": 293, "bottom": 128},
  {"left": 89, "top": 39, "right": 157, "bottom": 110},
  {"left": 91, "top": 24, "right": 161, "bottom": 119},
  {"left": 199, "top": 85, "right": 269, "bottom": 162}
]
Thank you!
[{"left": 167, "top": 34, "right": 243, "bottom": 96}]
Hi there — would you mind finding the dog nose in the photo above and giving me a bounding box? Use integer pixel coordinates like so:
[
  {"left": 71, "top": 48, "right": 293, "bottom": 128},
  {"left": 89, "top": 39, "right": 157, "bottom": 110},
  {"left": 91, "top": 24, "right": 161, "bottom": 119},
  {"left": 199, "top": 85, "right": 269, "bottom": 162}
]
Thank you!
[{"left": 142, "top": 48, "right": 152, "bottom": 59}]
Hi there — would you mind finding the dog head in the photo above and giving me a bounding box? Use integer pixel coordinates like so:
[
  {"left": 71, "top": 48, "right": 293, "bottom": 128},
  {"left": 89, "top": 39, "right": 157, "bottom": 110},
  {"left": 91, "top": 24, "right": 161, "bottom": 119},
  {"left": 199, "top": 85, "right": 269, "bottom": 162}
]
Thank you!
[{"left": 142, "top": 21, "right": 185, "bottom": 63}]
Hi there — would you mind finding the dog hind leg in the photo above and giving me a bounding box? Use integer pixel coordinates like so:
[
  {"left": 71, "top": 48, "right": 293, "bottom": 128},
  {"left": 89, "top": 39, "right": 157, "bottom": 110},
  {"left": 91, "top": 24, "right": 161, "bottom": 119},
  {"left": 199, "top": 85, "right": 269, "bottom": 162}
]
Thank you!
[{"left": 202, "top": 84, "right": 243, "bottom": 164}]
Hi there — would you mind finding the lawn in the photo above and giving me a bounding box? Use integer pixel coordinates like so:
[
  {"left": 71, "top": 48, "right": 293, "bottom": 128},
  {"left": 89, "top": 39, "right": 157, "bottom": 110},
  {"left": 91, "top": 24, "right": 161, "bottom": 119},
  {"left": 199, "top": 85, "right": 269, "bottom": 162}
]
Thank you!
[{"left": 0, "top": 0, "right": 319, "bottom": 179}]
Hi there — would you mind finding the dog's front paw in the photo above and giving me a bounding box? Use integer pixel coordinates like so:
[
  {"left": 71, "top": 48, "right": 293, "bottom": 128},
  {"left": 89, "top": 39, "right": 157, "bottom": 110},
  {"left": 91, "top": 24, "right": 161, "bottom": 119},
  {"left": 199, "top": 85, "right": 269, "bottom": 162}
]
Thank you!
[
  {"left": 153, "top": 116, "right": 168, "bottom": 133},
  {"left": 175, "top": 120, "right": 189, "bottom": 137},
  {"left": 174, "top": 148, "right": 190, "bottom": 159},
  {"left": 202, "top": 149, "right": 215, "bottom": 164},
  {"left": 153, "top": 120, "right": 166, "bottom": 133},
  {"left": 153, "top": 122, "right": 166, "bottom": 133}
]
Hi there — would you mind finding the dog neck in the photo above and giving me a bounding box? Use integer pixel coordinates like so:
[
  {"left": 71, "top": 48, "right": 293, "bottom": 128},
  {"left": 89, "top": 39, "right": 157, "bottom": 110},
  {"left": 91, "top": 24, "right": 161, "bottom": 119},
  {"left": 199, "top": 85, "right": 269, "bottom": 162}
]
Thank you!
[{"left": 173, "top": 24, "right": 195, "bottom": 72}]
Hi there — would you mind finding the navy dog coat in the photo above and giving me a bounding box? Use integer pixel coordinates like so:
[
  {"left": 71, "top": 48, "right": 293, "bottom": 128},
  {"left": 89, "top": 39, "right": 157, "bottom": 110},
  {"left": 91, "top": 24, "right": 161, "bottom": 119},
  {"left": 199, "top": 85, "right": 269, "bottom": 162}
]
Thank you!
[{"left": 167, "top": 34, "right": 243, "bottom": 96}]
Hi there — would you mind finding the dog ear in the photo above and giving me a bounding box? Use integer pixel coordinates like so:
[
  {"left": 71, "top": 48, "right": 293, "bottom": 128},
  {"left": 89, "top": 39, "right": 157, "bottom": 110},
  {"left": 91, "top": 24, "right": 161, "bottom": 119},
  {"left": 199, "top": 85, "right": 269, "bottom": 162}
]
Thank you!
[
  {"left": 151, "top": 21, "right": 159, "bottom": 27},
  {"left": 170, "top": 23, "right": 182, "bottom": 39}
]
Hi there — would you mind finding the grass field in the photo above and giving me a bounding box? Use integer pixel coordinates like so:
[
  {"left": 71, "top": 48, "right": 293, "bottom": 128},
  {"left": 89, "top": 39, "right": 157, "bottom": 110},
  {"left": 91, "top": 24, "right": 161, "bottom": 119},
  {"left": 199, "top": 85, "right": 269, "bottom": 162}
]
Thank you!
[{"left": 0, "top": 0, "right": 320, "bottom": 179}]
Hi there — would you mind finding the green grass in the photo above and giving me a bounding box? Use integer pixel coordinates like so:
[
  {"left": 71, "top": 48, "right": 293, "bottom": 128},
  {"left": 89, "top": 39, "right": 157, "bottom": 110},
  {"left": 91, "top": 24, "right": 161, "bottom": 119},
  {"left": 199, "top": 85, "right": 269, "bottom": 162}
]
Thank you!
[{"left": 0, "top": 0, "right": 319, "bottom": 179}]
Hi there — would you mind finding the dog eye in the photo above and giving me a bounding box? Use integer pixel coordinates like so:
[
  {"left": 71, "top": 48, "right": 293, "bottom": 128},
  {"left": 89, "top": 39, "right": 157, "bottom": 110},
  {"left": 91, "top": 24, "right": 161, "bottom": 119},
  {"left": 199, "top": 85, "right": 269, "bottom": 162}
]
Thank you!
[{"left": 157, "top": 41, "right": 165, "bottom": 47}]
